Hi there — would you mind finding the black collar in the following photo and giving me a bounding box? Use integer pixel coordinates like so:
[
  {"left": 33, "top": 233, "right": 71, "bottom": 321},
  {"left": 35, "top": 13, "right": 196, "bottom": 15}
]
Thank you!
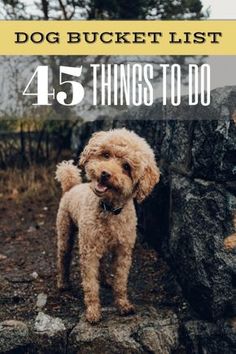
[{"left": 100, "top": 201, "right": 123, "bottom": 215}]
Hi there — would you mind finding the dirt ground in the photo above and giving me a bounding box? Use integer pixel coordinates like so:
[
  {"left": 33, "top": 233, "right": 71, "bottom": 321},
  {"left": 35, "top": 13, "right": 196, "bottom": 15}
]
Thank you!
[{"left": 0, "top": 184, "right": 190, "bottom": 328}]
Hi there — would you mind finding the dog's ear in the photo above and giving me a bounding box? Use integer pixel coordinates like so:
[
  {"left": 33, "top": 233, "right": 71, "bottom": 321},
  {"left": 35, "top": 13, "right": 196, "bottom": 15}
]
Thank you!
[
  {"left": 79, "top": 131, "right": 106, "bottom": 168},
  {"left": 135, "top": 158, "right": 160, "bottom": 203}
]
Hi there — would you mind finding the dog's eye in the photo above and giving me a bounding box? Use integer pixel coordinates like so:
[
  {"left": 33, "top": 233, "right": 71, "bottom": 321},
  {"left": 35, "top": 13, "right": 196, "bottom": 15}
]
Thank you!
[
  {"left": 102, "top": 152, "right": 110, "bottom": 159},
  {"left": 123, "top": 163, "right": 131, "bottom": 173}
]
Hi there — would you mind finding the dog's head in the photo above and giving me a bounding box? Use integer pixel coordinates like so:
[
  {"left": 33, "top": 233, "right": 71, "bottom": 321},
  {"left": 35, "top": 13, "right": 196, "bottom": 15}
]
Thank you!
[{"left": 79, "top": 128, "right": 160, "bottom": 204}]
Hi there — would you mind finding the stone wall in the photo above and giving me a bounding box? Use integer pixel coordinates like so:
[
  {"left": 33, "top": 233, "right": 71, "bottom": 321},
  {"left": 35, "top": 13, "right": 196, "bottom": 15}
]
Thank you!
[{"left": 74, "top": 86, "right": 236, "bottom": 352}]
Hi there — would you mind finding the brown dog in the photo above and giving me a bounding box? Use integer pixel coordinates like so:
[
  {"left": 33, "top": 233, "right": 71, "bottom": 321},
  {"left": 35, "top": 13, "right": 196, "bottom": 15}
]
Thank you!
[{"left": 55, "top": 128, "right": 159, "bottom": 323}]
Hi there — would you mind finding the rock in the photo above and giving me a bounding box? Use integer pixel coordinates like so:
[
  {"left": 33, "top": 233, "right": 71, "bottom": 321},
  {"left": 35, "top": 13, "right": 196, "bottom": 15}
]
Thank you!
[
  {"left": 167, "top": 174, "right": 235, "bottom": 320},
  {"left": 135, "top": 316, "right": 179, "bottom": 354},
  {"left": 0, "top": 320, "right": 30, "bottom": 353},
  {"left": 27, "top": 225, "right": 37, "bottom": 233},
  {"left": 192, "top": 119, "right": 236, "bottom": 182},
  {"left": 32, "top": 312, "right": 67, "bottom": 354},
  {"left": 31, "top": 271, "right": 39, "bottom": 279},
  {"left": 36, "top": 293, "right": 47, "bottom": 309},
  {"left": 68, "top": 306, "right": 179, "bottom": 354},
  {"left": 5, "top": 273, "right": 35, "bottom": 283},
  {"left": 182, "top": 319, "right": 236, "bottom": 354},
  {"left": 34, "top": 312, "right": 65, "bottom": 335}
]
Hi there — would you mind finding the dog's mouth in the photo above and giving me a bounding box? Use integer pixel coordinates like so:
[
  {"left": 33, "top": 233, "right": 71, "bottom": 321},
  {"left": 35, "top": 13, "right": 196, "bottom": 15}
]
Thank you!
[{"left": 94, "top": 181, "right": 110, "bottom": 195}]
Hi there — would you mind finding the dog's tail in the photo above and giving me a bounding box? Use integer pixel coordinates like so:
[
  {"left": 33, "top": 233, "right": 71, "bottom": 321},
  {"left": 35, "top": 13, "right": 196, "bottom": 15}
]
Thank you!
[{"left": 55, "top": 160, "right": 82, "bottom": 193}]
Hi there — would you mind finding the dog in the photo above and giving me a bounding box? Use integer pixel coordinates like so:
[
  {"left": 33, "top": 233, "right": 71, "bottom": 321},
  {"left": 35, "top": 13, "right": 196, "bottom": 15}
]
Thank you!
[{"left": 55, "top": 128, "right": 160, "bottom": 323}]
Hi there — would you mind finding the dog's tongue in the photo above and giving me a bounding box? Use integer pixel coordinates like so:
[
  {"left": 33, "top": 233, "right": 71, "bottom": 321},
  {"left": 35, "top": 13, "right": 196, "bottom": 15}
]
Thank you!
[{"left": 95, "top": 182, "right": 108, "bottom": 193}]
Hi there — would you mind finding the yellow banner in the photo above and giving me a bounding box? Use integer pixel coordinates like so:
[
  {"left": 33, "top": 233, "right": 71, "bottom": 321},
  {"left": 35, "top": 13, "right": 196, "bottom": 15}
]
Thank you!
[{"left": 0, "top": 20, "right": 235, "bottom": 55}]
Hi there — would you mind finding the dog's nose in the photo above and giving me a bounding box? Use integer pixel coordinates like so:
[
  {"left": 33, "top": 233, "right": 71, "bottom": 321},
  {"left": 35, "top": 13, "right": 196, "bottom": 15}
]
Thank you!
[{"left": 101, "top": 171, "right": 111, "bottom": 181}]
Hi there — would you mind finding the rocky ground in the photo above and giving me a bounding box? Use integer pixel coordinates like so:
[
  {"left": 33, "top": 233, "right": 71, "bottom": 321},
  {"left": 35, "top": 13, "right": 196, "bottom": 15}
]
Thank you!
[{"left": 0, "top": 191, "right": 193, "bottom": 353}]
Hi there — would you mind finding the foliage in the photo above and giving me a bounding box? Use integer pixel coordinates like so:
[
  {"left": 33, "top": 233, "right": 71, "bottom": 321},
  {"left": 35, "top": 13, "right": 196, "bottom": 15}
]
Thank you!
[
  {"left": 0, "top": 164, "right": 58, "bottom": 202},
  {"left": 1, "top": 0, "right": 205, "bottom": 20},
  {"left": 0, "top": 118, "right": 79, "bottom": 168}
]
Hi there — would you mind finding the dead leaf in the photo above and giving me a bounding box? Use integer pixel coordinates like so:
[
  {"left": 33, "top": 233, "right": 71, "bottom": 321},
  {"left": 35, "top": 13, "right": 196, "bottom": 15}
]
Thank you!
[{"left": 224, "top": 233, "right": 236, "bottom": 251}]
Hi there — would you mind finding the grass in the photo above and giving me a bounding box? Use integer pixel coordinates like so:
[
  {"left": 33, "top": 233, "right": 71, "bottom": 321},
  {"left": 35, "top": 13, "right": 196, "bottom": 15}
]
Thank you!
[{"left": 0, "top": 164, "right": 60, "bottom": 203}]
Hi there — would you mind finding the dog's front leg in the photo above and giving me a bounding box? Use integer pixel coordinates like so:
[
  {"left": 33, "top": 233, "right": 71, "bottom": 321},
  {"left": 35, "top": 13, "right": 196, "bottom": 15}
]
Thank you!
[
  {"left": 112, "top": 246, "right": 135, "bottom": 316},
  {"left": 80, "top": 250, "right": 101, "bottom": 324}
]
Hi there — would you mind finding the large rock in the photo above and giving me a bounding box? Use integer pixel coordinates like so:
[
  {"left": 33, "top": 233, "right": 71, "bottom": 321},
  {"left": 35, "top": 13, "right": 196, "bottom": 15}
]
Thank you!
[
  {"left": 68, "top": 306, "right": 179, "bottom": 354},
  {"left": 73, "top": 86, "right": 236, "bottom": 348},
  {"left": 168, "top": 174, "right": 235, "bottom": 319},
  {"left": 182, "top": 318, "right": 236, "bottom": 354},
  {"left": 192, "top": 119, "right": 236, "bottom": 182},
  {"left": 0, "top": 320, "right": 30, "bottom": 353},
  {"left": 30, "top": 312, "right": 67, "bottom": 354}
]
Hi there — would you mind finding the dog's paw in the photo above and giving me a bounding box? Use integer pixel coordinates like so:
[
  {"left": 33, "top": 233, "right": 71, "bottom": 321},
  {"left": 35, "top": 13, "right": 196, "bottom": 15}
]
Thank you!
[
  {"left": 86, "top": 306, "right": 101, "bottom": 324},
  {"left": 116, "top": 300, "right": 135, "bottom": 316}
]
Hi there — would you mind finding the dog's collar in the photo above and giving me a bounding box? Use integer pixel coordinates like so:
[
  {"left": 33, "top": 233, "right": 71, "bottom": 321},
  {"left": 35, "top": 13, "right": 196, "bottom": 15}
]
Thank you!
[{"left": 100, "top": 201, "right": 123, "bottom": 215}]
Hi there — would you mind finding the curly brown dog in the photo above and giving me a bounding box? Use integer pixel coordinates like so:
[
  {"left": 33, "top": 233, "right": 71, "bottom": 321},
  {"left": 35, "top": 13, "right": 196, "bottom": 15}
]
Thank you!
[{"left": 55, "top": 128, "right": 160, "bottom": 323}]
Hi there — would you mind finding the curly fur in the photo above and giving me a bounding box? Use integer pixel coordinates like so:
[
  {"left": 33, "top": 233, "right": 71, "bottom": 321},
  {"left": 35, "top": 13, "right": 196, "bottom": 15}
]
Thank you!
[
  {"left": 55, "top": 160, "right": 82, "bottom": 193},
  {"left": 56, "top": 128, "right": 160, "bottom": 323}
]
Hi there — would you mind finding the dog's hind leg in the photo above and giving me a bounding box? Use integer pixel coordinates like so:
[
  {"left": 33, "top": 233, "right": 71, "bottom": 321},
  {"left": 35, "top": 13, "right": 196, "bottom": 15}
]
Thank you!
[{"left": 56, "top": 207, "right": 75, "bottom": 290}]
